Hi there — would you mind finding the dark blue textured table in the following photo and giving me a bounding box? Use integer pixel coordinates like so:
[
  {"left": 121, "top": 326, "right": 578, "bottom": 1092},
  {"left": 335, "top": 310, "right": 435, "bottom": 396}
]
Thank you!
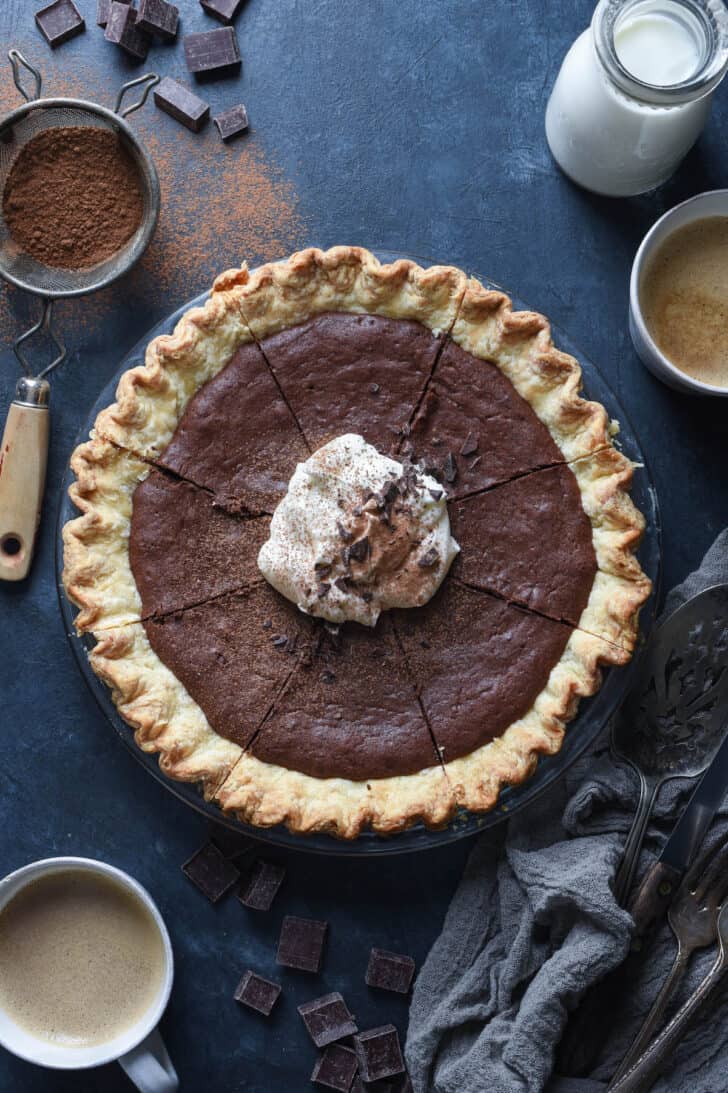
[{"left": 0, "top": 2, "right": 726, "bottom": 1090}]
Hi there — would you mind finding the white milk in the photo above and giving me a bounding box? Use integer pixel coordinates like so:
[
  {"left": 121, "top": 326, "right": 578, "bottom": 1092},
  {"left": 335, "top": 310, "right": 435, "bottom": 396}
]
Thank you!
[{"left": 545, "top": 0, "right": 728, "bottom": 196}]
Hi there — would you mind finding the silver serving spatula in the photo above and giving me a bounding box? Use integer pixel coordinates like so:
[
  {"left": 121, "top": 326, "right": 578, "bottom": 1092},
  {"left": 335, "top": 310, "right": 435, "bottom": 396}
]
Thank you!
[{"left": 612, "top": 584, "right": 728, "bottom": 905}]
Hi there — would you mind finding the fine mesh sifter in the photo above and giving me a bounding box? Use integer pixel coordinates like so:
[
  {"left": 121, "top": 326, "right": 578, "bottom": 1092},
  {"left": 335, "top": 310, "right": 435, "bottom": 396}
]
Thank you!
[{"left": 0, "top": 50, "right": 160, "bottom": 580}]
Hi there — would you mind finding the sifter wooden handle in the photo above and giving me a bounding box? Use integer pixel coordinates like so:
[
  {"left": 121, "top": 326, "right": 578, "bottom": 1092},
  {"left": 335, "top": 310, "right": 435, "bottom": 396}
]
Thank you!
[{"left": 0, "top": 389, "right": 49, "bottom": 582}]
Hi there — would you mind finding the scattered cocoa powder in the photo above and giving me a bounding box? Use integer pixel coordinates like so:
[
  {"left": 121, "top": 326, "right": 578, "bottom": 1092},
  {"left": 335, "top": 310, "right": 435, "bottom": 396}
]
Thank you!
[
  {"left": 3, "top": 126, "right": 144, "bottom": 269},
  {"left": 0, "top": 62, "right": 305, "bottom": 340}
]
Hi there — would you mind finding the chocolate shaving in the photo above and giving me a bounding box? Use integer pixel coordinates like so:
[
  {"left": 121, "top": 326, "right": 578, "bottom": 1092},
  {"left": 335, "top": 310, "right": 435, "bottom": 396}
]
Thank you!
[
  {"left": 272, "top": 635, "right": 288, "bottom": 649},
  {"left": 348, "top": 536, "right": 370, "bottom": 563},
  {"left": 418, "top": 548, "right": 440, "bottom": 568},
  {"left": 443, "top": 452, "right": 458, "bottom": 483},
  {"left": 460, "top": 433, "right": 479, "bottom": 457}
]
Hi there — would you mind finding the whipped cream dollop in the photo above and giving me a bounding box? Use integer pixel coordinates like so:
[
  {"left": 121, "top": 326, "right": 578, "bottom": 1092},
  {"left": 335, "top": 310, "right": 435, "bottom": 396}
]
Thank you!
[{"left": 257, "top": 434, "right": 460, "bottom": 627}]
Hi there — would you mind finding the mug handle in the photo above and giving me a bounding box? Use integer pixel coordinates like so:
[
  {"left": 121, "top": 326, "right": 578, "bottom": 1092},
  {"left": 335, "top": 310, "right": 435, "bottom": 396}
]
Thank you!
[{"left": 118, "top": 1028, "right": 178, "bottom": 1092}]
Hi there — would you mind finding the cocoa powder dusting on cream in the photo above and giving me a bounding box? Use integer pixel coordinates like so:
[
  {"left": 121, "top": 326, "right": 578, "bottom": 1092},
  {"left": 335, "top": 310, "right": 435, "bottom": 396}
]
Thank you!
[{"left": 0, "top": 63, "right": 305, "bottom": 340}]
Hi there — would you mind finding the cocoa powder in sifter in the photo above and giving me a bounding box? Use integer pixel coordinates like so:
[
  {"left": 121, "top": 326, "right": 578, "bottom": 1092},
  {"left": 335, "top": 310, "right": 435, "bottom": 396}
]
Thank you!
[{"left": 2, "top": 125, "right": 144, "bottom": 269}]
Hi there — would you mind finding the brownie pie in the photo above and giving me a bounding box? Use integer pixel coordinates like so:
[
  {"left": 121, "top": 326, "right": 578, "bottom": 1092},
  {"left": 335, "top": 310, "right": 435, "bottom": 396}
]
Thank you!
[{"left": 63, "top": 247, "right": 650, "bottom": 837}]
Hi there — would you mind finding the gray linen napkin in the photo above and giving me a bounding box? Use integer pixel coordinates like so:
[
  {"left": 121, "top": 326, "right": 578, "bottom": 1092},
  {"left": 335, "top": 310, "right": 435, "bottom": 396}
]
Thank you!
[{"left": 406, "top": 530, "right": 728, "bottom": 1093}]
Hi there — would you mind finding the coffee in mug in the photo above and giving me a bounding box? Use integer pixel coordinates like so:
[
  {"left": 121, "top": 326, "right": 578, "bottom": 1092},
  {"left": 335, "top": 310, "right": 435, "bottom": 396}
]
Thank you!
[{"left": 0, "top": 868, "right": 166, "bottom": 1048}]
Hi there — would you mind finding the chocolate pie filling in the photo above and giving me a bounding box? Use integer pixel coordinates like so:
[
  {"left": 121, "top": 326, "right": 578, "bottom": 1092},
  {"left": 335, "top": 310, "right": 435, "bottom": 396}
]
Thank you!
[{"left": 129, "top": 313, "right": 597, "bottom": 776}]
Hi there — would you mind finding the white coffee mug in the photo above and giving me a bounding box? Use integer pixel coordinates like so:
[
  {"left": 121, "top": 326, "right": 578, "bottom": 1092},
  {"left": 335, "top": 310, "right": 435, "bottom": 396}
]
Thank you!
[
  {"left": 0, "top": 857, "right": 178, "bottom": 1092},
  {"left": 629, "top": 188, "right": 728, "bottom": 397}
]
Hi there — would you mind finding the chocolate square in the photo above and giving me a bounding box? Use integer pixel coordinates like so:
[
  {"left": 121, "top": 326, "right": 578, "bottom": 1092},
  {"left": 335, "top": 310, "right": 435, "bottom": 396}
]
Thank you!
[
  {"left": 233, "top": 970, "right": 281, "bottom": 1016},
  {"left": 311, "top": 1044, "right": 358, "bottom": 1091},
  {"left": 35, "top": 0, "right": 85, "bottom": 47},
  {"left": 200, "top": 0, "right": 245, "bottom": 24},
  {"left": 276, "top": 915, "right": 328, "bottom": 973},
  {"left": 365, "top": 949, "right": 416, "bottom": 994},
  {"left": 298, "top": 992, "right": 358, "bottom": 1048},
  {"left": 182, "top": 842, "right": 240, "bottom": 902},
  {"left": 184, "top": 27, "right": 241, "bottom": 76},
  {"left": 137, "top": 0, "right": 179, "bottom": 40},
  {"left": 104, "top": 2, "right": 150, "bottom": 59},
  {"left": 96, "top": 0, "right": 127, "bottom": 28},
  {"left": 354, "top": 1025, "right": 405, "bottom": 1083},
  {"left": 351, "top": 1075, "right": 412, "bottom": 1093},
  {"left": 213, "top": 103, "right": 249, "bottom": 142},
  {"left": 154, "top": 76, "right": 209, "bottom": 132},
  {"left": 238, "top": 860, "right": 285, "bottom": 911}
]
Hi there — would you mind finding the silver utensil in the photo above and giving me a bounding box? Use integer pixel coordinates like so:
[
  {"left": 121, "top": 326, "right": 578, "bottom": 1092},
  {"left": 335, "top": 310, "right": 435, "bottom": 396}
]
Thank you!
[
  {"left": 611, "top": 833, "right": 728, "bottom": 1085},
  {"left": 608, "top": 900, "right": 728, "bottom": 1093},
  {"left": 612, "top": 584, "right": 728, "bottom": 905}
]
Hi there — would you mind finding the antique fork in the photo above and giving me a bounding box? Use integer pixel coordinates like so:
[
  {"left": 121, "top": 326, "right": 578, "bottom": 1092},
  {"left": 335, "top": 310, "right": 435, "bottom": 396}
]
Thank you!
[
  {"left": 610, "top": 833, "right": 728, "bottom": 1085},
  {"left": 608, "top": 900, "right": 728, "bottom": 1092}
]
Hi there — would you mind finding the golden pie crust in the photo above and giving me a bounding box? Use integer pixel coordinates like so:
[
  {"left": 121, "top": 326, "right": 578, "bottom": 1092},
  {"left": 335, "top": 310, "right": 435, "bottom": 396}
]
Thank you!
[{"left": 63, "top": 247, "right": 651, "bottom": 837}]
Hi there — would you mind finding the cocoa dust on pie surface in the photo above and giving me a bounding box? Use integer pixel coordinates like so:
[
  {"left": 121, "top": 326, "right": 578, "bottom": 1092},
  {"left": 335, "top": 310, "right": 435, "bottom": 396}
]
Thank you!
[{"left": 2, "top": 125, "right": 144, "bottom": 269}]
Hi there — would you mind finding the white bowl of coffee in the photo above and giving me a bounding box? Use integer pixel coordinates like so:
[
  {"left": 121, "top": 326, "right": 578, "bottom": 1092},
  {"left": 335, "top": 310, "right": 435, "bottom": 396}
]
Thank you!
[
  {"left": 630, "top": 190, "right": 728, "bottom": 397},
  {"left": 0, "top": 857, "right": 177, "bottom": 1090}
]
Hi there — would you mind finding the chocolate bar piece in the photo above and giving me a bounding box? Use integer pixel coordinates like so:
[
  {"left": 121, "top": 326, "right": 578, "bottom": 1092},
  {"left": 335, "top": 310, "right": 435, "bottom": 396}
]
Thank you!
[
  {"left": 35, "top": 0, "right": 85, "bottom": 47},
  {"left": 351, "top": 1075, "right": 412, "bottom": 1093},
  {"left": 200, "top": 0, "right": 245, "bottom": 23},
  {"left": 96, "top": 0, "right": 128, "bottom": 27},
  {"left": 137, "top": 0, "right": 179, "bottom": 40},
  {"left": 311, "top": 1044, "right": 358, "bottom": 1092},
  {"left": 276, "top": 915, "right": 328, "bottom": 973},
  {"left": 105, "top": 2, "right": 150, "bottom": 59},
  {"left": 233, "top": 970, "right": 281, "bottom": 1016},
  {"left": 154, "top": 77, "right": 209, "bottom": 132},
  {"left": 182, "top": 842, "right": 240, "bottom": 902},
  {"left": 365, "top": 949, "right": 416, "bottom": 994},
  {"left": 184, "top": 27, "right": 241, "bottom": 76},
  {"left": 298, "top": 992, "right": 358, "bottom": 1048},
  {"left": 213, "top": 104, "right": 249, "bottom": 142},
  {"left": 238, "top": 860, "right": 285, "bottom": 910},
  {"left": 354, "top": 1025, "right": 405, "bottom": 1083}
]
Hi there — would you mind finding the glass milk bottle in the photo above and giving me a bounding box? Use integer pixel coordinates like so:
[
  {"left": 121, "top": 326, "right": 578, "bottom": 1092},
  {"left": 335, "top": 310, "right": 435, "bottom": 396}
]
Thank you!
[{"left": 546, "top": 0, "right": 728, "bottom": 196}]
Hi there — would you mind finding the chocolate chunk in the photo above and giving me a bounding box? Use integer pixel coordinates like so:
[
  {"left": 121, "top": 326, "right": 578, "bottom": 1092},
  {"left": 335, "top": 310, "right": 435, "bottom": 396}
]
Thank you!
[
  {"left": 154, "top": 77, "right": 209, "bottom": 132},
  {"left": 460, "top": 432, "right": 479, "bottom": 457},
  {"left": 320, "top": 669, "right": 336, "bottom": 684},
  {"left": 276, "top": 915, "right": 328, "bottom": 973},
  {"left": 365, "top": 949, "right": 416, "bottom": 994},
  {"left": 352, "top": 1075, "right": 412, "bottom": 1093},
  {"left": 97, "top": 0, "right": 127, "bottom": 28},
  {"left": 105, "top": 3, "right": 150, "bottom": 58},
  {"left": 182, "top": 842, "right": 240, "bottom": 902},
  {"left": 443, "top": 452, "right": 458, "bottom": 483},
  {"left": 200, "top": 0, "right": 244, "bottom": 23},
  {"left": 317, "top": 581, "right": 331, "bottom": 598},
  {"left": 238, "top": 860, "right": 285, "bottom": 911},
  {"left": 337, "top": 522, "right": 353, "bottom": 543},
  {"left": 417, "top": 548, "right": 439, "bottom": 569},
  {"left": 137, "top": 0, "right": 179, "bottom": 40},
  {"left": 354, "top": 1025, "right": 405, "bottom": 1083},
  {"left": 428, "top": 487, "right": 444, "bottom": 501},
  {"left": 370, "top": 382, "right": 380, "bottom": 394},
  {"left": 35, "top": 0, "right": 85, "bottom": 46},
  {"left": 184, "top": 27, "right": 241, "bottom": 75},
  {"left": 272, "top": 634, "right": 289, "bottom": 649},
  {"left": 298, "top": 992, "right": 358, "bottom": 1048},
  {"left": 348, "top": 536, "right": 370, "bottom": 563},
  {"left": 234, "top": 970, "right": 281, "bottom": 1016},
  {"left": 311, "top": 1044, "right": 358, "bottom": 1091},
  {"left": 262, "top": 619, "right": 272, "bottom": 629},
  {"left": 214, "top": 104, "right": 249, "bottom": 141}
]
